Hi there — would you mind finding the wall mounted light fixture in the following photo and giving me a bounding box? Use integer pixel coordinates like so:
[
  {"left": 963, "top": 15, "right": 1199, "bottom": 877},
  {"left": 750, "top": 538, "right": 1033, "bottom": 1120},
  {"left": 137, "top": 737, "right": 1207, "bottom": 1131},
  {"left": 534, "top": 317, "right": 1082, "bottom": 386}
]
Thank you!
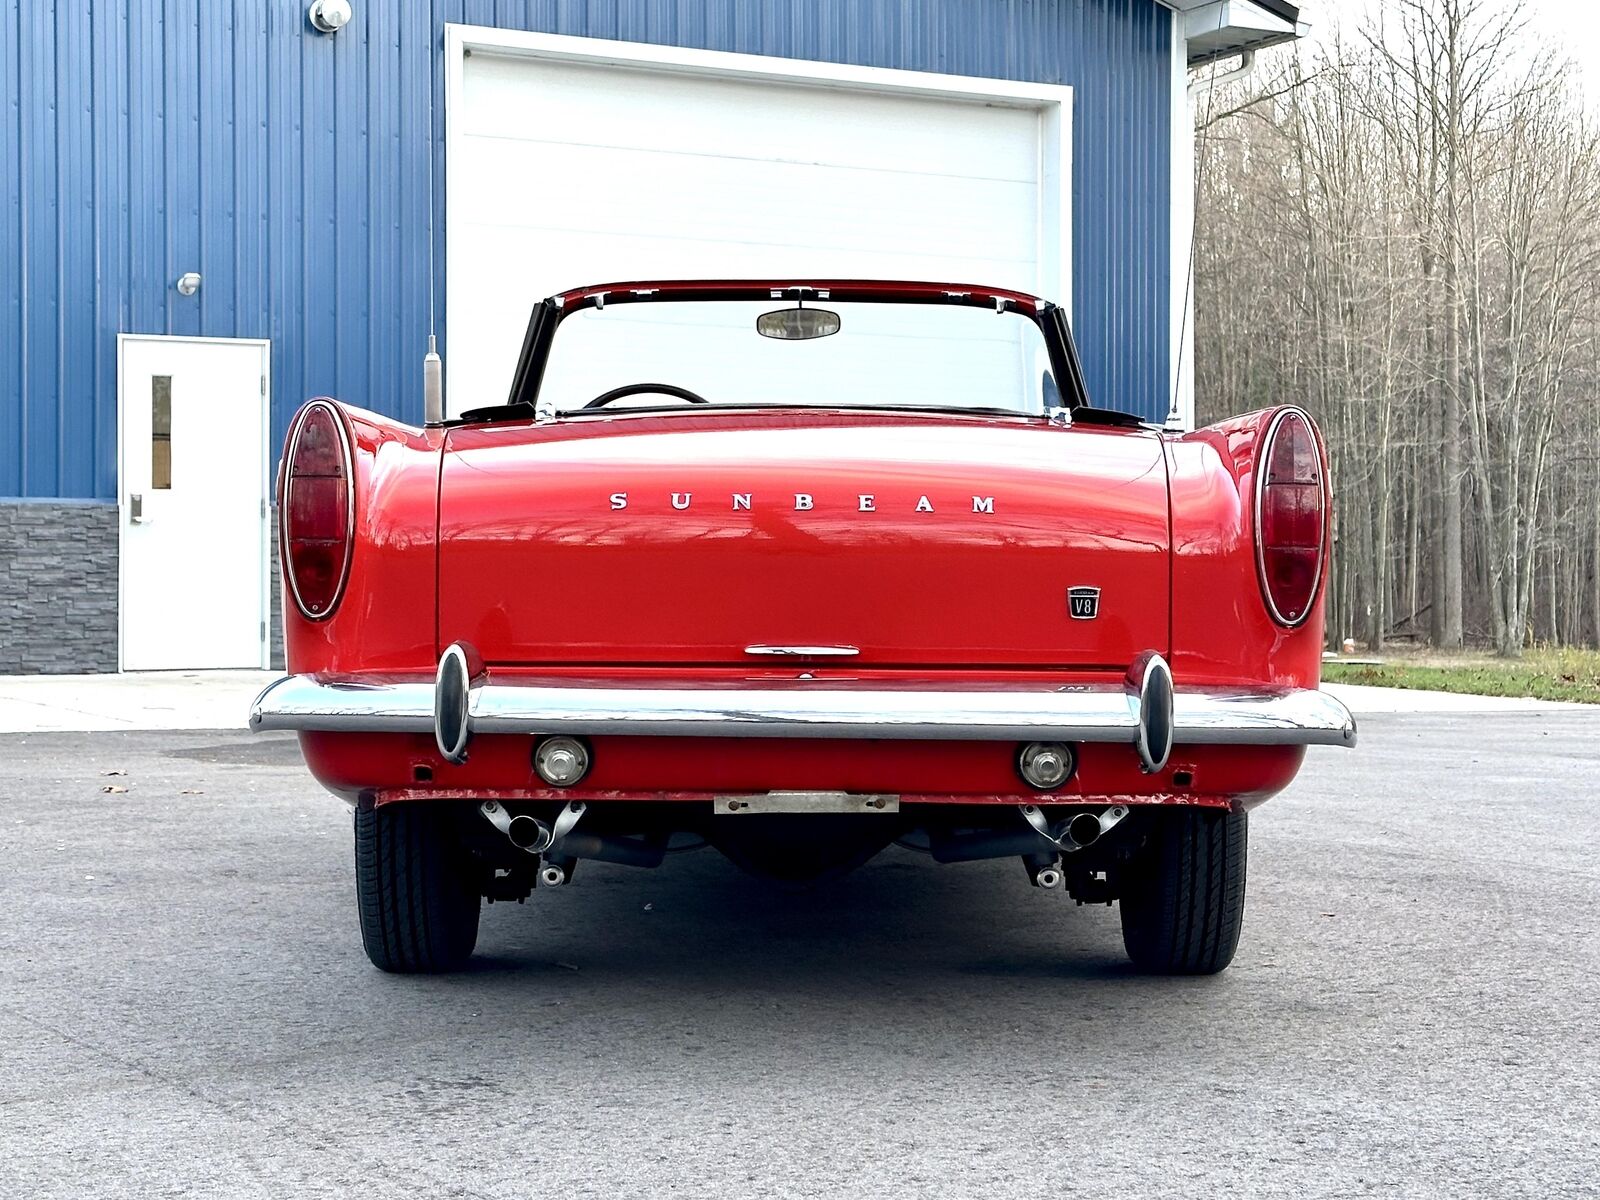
[{"left": 308, "top": 0, "right": 353, "bottom": 34}]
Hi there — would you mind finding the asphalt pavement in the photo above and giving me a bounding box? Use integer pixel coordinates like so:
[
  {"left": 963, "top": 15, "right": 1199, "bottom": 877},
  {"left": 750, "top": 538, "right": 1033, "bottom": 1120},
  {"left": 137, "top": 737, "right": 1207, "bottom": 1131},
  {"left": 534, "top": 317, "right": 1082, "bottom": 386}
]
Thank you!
[{"left": 2, "top": 709, "right": 1597, "bottom": 1198}]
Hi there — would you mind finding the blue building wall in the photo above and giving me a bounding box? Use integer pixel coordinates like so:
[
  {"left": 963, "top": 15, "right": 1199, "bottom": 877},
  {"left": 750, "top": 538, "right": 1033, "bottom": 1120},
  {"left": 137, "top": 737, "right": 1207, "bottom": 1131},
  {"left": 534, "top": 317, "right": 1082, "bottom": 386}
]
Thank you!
[{"left": 0, "top": 0, "right": 1172, "bottom": 502}]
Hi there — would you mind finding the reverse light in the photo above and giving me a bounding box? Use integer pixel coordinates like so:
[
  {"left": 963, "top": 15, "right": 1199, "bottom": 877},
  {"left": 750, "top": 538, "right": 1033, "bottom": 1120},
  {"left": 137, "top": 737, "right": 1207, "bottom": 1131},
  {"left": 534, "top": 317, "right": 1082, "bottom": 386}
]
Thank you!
[
  {"left": 282, "top": 400, "right": 354, "bottom": 620},
  {"left": 1256, "top": 407, "right": 1326, "bottom": 627},
  {"left": 1017, "top": 742, "right": 1077, "bottom": 790},
  {"left": 534, "top": 737, "right": 591, "bottom": 788}
]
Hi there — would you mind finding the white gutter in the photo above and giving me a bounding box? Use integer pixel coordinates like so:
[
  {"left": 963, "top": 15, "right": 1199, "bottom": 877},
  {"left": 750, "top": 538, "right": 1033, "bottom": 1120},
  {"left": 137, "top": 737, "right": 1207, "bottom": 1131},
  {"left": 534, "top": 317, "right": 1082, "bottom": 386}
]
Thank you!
[{"left": 1190, "top": 47, "right": 1257, "bottom": 95}]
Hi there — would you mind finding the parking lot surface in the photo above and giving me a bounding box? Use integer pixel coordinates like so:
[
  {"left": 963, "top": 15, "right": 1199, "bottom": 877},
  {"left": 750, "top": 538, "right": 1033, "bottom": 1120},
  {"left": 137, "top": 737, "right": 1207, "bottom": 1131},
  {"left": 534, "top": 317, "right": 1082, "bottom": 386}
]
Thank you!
[{"left": 2, "top": 710, "right": 1597, "bottom": 1198}]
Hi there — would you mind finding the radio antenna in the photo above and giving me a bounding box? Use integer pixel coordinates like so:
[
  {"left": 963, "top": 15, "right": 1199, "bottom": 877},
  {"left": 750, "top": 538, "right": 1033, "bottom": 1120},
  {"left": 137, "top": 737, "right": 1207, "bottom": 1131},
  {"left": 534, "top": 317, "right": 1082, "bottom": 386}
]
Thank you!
[{"left": 422, "top": 53, "right": 443, "bottom": 424}]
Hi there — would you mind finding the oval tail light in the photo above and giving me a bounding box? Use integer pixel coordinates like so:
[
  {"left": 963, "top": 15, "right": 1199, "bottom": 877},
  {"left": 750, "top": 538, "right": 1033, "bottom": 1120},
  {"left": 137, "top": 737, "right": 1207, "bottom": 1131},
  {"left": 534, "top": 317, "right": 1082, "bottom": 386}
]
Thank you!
[
  {"left": 1256, "top": 408, "right": 1326, "bottom": 627},
  {"left": 282, "top": 401, "right": 354, "bottom": 620}
]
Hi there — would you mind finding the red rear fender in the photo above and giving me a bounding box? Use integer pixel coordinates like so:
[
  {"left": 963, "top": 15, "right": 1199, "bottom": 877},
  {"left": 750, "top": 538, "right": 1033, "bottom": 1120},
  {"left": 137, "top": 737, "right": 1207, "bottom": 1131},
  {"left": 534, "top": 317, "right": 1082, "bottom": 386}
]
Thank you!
[
  {"left": 1166, "top": 407, "right": 1330, "bottom": 689},
  {"left": 281, "top": 401, "right": 442, "bottom": 675}
]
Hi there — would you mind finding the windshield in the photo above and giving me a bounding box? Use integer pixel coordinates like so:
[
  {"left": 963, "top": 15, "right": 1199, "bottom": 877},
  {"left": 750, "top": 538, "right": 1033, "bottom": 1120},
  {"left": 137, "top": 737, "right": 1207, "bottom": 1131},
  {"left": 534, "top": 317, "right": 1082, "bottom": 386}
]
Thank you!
[{"left": 538, "top": 300, "right": 1057, "bottom": 416}]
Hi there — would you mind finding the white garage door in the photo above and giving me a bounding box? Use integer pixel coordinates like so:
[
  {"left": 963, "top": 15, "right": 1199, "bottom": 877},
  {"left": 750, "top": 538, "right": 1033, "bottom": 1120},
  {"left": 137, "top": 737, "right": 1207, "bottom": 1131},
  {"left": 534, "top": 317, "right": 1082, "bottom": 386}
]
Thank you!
[{"left": 444, "top": 30, "right": 1072, "bottom": 415}]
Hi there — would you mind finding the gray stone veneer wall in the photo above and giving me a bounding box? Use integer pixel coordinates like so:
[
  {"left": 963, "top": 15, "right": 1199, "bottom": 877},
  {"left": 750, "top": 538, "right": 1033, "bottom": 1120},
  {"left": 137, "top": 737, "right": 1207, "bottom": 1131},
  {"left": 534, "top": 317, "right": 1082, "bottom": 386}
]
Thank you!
[
  {"left": 0, "top": 501, "right": 120, "bottom": 674},
  {"left": 269, "top": 506, "right": 284, "bottom": 670},
  {"left": 0, "top": 501, "right": 285, "bottom": 675}
]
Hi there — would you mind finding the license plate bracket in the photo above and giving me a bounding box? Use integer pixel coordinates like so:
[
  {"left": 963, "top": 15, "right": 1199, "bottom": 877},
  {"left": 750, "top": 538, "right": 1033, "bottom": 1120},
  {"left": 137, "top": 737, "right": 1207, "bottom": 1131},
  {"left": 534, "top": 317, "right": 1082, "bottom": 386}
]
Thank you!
[{"left": 714, "top": 791, "right": 900, "bottom": 815}]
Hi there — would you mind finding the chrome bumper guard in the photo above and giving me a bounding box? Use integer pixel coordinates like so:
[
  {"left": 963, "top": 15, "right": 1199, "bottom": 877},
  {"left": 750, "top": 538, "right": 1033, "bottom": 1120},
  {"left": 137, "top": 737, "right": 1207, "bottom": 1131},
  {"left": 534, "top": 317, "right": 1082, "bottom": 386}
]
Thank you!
[{"left": 249, "top": 647, "right": 1357, "bottom": 773}]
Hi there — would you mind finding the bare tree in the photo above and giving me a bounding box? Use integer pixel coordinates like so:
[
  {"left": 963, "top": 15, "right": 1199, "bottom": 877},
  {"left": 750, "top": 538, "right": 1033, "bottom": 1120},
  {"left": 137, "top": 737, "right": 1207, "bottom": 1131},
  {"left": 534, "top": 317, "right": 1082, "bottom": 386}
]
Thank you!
[{"left": 1193, "top": 0, "right": 1600, "bottom": 656}]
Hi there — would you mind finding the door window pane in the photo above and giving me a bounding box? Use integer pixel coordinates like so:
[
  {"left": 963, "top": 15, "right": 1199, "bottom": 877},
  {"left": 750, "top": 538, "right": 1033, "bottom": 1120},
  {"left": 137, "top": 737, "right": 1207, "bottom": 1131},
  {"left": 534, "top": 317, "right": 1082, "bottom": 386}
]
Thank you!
[{"left": 152, "top": 375, "right": 172, "bottom": 489}]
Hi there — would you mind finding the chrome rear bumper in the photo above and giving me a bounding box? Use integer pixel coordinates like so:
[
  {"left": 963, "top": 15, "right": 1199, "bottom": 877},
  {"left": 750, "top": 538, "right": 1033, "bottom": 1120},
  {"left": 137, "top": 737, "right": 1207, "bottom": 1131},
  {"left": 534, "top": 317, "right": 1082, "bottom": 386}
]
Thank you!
[{"left": 250, "top": 655, "right": 1357, "bottom": 765}]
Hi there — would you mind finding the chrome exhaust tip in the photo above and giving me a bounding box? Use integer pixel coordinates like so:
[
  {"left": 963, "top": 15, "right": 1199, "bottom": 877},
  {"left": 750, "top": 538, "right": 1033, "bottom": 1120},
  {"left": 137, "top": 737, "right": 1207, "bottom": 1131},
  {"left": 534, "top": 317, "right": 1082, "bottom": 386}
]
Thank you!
[
  {"left": 1034, "top": 866, "right": 1063, "bottom": 889},
  {"left": 480, "top": 800, "right": 552, "bottom": 856},
  {"left": 1020, "top": 803, "right": 1132, "bottom": 853},
  {"left": 539, "top": 864, "right": 567, "bottom": 888},
  {"left": 507, "top": 814, "right": 553, "bottom": 854},
  {"left": 1065, "top": 812, "right": 1103, "bottom": 848}
]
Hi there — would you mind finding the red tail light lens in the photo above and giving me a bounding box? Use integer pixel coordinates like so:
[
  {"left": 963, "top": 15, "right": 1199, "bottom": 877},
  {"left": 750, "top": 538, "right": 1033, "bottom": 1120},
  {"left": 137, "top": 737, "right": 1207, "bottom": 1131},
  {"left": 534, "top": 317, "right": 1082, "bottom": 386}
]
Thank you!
[
  {"left": 282, "top": 401, "right": 353, "bottom": 620},
  {"left": 1256, "top": 408, "right": 1325, "bottom": 627}
]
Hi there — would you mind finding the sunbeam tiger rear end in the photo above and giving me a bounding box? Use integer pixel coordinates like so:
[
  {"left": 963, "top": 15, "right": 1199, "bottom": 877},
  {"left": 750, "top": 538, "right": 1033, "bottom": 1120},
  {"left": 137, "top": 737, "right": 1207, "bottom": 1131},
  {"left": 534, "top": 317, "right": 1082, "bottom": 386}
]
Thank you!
[{"left": 251, "top": 279, "right": 1355, "bottom": 975}]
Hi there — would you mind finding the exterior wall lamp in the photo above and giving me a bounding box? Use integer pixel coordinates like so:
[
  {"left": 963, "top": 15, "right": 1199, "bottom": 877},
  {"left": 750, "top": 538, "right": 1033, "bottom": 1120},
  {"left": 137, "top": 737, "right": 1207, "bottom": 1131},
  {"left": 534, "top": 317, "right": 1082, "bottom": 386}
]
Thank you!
[{"left": 308, "top": 0, "right": 353, "bottom": 34}]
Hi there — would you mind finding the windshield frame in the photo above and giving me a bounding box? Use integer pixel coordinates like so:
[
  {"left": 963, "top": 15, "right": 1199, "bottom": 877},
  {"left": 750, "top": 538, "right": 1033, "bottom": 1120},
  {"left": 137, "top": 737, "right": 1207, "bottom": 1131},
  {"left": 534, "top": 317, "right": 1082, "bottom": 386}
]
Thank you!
[{"left": 494, "top": 280, "right": 1092, "bottom": 424}]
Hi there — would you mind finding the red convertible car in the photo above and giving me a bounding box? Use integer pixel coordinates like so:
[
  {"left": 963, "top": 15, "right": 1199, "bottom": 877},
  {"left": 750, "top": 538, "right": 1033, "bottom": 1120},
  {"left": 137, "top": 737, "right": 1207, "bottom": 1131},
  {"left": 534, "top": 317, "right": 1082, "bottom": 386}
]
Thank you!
[{"left": 252, "top": 280, "right": 1355, "bottom": 976}]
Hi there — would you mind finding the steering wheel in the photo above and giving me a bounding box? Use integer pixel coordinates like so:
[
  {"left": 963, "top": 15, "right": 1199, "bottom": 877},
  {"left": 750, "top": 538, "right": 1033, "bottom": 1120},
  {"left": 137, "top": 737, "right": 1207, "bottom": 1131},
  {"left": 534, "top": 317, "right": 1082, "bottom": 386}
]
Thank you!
[{"left": 583, "top": 382, "right": 711, "bottom": 410}]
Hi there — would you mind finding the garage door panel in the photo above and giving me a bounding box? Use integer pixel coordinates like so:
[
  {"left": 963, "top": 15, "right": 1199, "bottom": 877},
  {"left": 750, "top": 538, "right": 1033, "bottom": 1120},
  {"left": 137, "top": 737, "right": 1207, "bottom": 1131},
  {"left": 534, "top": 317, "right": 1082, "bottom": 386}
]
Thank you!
[
  {"left": 448, "top": 45, "right": 1067, "bottom": 416},
  {"left": 457, "top": 215, "right": 1040, "bottom": 282},
  {"left": 456, "top": 138, "right": 1038, "bottom": 262},
  {"left": 462, "top": 58, "right": 1042, "bottom": 182}
]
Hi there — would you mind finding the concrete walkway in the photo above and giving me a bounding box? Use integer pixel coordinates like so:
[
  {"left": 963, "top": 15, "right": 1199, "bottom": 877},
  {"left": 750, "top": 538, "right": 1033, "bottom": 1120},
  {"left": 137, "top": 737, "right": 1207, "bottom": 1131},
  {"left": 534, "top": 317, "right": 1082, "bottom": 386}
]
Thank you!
[
  {"left": 0, "top": 670, "right": 279, "bottom": 734},
  {"left": 0, "top": 670, "right": 1588, "bottom": 734}
]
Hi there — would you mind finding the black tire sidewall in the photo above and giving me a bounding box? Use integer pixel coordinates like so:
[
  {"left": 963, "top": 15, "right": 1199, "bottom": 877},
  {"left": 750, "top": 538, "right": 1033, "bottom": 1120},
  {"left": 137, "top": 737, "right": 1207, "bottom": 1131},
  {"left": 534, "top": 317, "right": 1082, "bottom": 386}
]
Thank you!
[
  {"left": 355, "top": 802, "right": 481, "bottom": 973},
  {"left": 1119, "top": 807, "right": 1248, "bottom": 975}
]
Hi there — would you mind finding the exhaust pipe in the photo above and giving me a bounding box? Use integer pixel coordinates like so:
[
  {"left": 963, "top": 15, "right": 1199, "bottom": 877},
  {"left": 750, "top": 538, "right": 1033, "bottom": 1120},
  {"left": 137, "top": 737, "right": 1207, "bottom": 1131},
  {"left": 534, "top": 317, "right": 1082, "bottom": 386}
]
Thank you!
[
  {"left": 480, "top": 800, "right": 552, "bottom": 855},
  {"left": 1064, "top": 812, "right": 1103, "bottom": 849},
  {"left": 931, "top": 804, "right": 1132, "bottom": 865},
  {"left": 508, "top": 814, "right": 553, "bottom": 853},
  {"left": 555, "top": 832, "right": 668, "bottom": 870},
  {"left": 1020, "top": 803, "right": 1132, "bottom": 853},
  {"left": 929, "top": 829, "right": 1051, "bottom": 864},
  {"left": 484, "top": 799, "right": 665, "bottom": 875},
  {"left": 535, "top": 831, "right": 665, "bottom": 884}
]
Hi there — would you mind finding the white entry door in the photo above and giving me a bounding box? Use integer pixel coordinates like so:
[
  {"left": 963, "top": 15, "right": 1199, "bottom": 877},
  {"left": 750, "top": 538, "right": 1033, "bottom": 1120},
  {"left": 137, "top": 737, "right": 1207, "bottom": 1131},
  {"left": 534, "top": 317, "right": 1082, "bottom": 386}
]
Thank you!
[{"left": 118, "top": 335, "right": 270, "bottom": 670}]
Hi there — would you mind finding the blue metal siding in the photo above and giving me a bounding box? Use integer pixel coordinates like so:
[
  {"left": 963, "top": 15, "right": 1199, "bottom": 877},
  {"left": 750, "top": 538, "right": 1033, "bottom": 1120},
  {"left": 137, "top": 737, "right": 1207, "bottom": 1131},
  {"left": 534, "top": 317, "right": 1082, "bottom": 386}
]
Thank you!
[
  {"left": 0, "top": 1, "right": 17, "bottom": 497},
  {"left": 1, "top": 0, "right": 1171, "bottom": 501}
]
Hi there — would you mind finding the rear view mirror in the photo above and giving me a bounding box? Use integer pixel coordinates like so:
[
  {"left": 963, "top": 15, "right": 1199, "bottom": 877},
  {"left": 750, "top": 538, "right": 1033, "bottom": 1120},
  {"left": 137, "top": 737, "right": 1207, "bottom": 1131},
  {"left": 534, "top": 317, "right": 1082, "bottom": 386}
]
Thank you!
[{"left": 757, "top": 307, "right": 841, "bottom": 340}]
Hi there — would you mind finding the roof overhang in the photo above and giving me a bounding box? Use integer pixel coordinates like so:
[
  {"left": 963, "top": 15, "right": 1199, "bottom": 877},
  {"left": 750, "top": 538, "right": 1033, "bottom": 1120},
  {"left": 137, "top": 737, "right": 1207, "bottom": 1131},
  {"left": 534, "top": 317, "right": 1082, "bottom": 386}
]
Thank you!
[{"left": 1161, "top": 0, "right": 1308, "bottom": 66}]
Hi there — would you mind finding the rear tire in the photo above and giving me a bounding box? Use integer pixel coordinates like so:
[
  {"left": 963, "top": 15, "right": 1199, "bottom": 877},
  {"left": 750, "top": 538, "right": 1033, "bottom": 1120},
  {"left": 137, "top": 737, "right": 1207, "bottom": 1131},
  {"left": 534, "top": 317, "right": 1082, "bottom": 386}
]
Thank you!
[
  {"left": 1118, "top": 808, "right": 1247, "bottom": 975},
  {"left": 355, "top": 802, "right": 481, "bottom": 973}
]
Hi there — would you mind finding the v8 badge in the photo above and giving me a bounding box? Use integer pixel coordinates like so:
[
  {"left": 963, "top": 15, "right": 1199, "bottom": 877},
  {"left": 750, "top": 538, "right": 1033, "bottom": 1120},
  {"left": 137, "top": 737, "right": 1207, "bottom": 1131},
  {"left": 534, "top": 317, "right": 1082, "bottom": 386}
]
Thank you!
[{"left": 1067, "top": 586, "right": 1100, "bottom": 620}]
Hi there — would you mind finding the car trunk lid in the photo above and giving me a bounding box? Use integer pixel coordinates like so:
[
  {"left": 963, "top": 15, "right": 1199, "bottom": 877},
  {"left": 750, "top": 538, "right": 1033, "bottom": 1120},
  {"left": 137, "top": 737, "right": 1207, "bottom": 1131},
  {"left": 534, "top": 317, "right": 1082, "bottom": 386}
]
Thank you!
[{"left": 438, "top": 411, "right": 1169, "bottom": 669}]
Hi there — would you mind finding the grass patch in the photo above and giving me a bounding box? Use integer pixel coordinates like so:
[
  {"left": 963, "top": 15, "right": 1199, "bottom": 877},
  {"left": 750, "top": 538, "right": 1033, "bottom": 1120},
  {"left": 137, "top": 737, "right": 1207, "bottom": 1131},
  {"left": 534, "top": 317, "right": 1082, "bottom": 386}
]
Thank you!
[{"left": 1323, "top": 647, "right": 1600, "bottom": 703}]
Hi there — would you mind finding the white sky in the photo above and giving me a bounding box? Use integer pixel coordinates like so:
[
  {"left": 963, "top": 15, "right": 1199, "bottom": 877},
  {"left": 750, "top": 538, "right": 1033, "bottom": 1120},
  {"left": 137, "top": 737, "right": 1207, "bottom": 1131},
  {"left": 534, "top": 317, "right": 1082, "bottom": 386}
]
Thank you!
[{"left": 1301, "top": 0, "right": 1600, "bottom": 110}]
